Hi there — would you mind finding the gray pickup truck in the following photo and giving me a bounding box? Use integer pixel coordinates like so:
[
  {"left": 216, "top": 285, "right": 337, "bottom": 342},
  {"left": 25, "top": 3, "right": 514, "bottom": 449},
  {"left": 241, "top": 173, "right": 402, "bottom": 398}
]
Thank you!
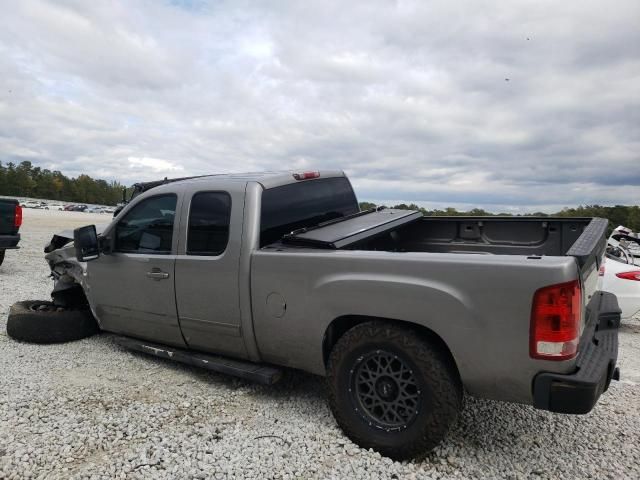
[
  {"left": 0, "top": 198, "right": 21, "bottom": 266},
  {"left": 34, "top": 171, "right": 620, "bottom": 459}
]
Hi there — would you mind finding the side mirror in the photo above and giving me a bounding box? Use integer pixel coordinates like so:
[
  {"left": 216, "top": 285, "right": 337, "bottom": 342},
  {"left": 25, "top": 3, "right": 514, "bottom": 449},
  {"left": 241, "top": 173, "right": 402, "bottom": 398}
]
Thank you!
[{"left": 74, "top": 225, "right": 100, "bottom": 262}]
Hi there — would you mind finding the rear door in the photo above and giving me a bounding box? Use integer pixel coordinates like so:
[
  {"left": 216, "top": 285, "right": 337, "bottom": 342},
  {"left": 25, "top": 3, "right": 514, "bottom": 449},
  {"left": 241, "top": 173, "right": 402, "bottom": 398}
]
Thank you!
[
  {"left": 174, "top": 185, "right": 247, "bottom": 358},
  {"left": 86, "top": 192, "right": 186, "bottom": 347}
]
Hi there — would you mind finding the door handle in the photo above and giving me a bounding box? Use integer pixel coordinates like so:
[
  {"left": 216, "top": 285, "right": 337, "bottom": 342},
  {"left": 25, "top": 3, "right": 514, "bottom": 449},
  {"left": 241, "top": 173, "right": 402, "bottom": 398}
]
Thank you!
[{"left": 146, "top": 269, "right": 169, "bottom": 280}]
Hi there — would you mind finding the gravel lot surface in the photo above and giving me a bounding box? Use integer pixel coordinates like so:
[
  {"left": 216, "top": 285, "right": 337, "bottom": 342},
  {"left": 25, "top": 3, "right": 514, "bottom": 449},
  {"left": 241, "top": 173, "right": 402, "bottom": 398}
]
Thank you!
[{"left": 1, "top": 209, "right": 639, "bottom": 479}]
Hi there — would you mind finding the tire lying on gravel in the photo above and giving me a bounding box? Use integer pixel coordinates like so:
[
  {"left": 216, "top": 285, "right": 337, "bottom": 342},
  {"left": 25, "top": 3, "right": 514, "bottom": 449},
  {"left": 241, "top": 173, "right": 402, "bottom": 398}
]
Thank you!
[
  {"left": 7, "top": 300, "right": 99, "bottom": 344},
  {"left": 327, "top": 321, "right": 463, "bottom": 460}
]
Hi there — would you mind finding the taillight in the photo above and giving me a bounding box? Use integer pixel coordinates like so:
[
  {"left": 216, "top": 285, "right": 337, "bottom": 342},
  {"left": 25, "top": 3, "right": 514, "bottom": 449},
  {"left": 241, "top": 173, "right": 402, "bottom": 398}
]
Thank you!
[
  {"left": 292, "top": 171, "right": 320, "bottom": 181},
  {"left": 530, "top": 280, "right": 581, "bottom": 360},
  {"left": 616, "top": 271, "right": 640, "bottom": 281},
  {"left": 598, "top": 264, "right": 605, "bottom": 276},
  {"left": 14, "top": 205, "right": 22, "bottom": 228}
]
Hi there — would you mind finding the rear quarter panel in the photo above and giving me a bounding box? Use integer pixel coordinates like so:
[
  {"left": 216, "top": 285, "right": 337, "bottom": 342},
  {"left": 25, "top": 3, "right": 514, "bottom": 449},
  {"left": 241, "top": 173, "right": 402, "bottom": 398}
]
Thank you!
[{"left": 251, "top": 249, "right": 581, "bottom": 404}]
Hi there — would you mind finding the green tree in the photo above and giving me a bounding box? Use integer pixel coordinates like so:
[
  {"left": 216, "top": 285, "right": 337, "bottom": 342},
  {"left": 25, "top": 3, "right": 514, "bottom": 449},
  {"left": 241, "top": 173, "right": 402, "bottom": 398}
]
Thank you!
[{"left": 0, "top": 161, "right": 125, "bottom": 205}]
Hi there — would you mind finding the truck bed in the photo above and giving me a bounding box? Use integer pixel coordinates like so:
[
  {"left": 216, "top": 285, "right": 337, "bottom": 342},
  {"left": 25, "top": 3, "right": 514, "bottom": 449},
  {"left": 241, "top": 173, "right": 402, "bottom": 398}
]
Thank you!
[{"left": 280, "top": 209, "right": 608, "bottom": 272}]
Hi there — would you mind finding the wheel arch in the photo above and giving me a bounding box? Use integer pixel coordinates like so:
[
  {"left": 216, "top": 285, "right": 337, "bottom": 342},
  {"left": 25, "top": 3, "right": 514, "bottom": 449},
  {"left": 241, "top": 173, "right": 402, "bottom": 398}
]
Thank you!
[
  {"left": 322, "top": 315, "right": 462, "bottom": 383},
  {"left": 51, "top": 282, "right": 89, "bottom": 308}
]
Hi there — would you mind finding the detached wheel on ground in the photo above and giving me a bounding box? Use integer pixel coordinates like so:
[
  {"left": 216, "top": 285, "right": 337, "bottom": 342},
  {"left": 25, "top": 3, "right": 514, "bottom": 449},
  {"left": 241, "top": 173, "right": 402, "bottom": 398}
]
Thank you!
[
  {"left": 7, "top": 300, "right": 99, "bottom": 344},
  {"left": 327, "top": 321, "right": 463, "bottom": 460}
]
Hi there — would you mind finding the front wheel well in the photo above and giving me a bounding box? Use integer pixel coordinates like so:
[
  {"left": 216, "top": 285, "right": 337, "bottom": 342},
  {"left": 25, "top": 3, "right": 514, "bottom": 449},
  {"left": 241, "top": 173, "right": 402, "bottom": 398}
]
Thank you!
[
  {"left": 322, "top": 315, "right": 460, "bottom": 380},
  {"left": 51, "top": 284, "right": 89, "bottom": 308}
]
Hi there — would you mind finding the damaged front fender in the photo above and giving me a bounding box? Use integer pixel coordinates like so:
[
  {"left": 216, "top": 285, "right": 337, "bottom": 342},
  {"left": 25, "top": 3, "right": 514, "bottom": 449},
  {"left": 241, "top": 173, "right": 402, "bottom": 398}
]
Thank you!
[
  {"left": 45, "top": 242, "right": 88, "bottom": 306},
  {"left": 44, "top": 224, "right": 108, "bottom": 307}
]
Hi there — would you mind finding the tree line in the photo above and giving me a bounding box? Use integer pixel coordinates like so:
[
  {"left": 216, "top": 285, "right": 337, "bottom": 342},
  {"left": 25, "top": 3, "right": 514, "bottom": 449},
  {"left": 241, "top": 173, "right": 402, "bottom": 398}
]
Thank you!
[
  {"left": 0, "top": 161, "right": 125, "bottom": 205},
  {"left": 359, "top": 202, "right": 640, "bottom": 233}
]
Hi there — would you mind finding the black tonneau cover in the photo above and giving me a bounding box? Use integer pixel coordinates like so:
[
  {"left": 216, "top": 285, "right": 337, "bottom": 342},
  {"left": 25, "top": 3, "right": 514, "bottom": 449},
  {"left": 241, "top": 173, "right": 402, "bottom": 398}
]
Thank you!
[{"left": 282, "top": 208, "right": 422, "bottom": 249}]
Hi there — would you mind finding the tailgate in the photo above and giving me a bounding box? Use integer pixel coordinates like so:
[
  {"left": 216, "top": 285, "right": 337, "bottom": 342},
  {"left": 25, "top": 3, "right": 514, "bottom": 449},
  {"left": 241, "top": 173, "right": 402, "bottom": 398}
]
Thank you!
[
  {"left": 566, "top": 217, "right": 609, "bottom": 316},
  {"left": 0, "top": 200, "right": 19, "bottom": 235}
]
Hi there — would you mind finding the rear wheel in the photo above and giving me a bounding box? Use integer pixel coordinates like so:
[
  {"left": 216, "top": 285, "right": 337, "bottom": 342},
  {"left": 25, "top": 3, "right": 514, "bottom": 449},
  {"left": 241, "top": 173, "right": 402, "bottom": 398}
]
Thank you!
[
  {"left": 7, "top": 300, "right": 99, "bottom": 344},
  {"left": 327, "top": 321, "right": 462, "bottom": 460}
]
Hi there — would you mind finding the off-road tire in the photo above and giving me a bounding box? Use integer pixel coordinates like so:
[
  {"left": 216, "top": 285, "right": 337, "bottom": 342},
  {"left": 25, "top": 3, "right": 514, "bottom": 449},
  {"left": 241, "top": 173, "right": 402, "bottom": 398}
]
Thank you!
[
  {"left": 327, "top": 321, "right": 462, "bottom": 460},
  {"left": 7, "top": 300, "right": 99, "bottom": 344}
]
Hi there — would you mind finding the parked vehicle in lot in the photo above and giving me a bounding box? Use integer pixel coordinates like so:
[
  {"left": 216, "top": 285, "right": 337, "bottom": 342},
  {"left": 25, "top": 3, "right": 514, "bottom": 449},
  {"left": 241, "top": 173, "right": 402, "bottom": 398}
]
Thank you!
[
  {"left": 599, "top": 229, "right": 640, "bottom": 319},
  {"left": 0, "top": 199, "right": 22, "bottom": 266},
  {"left": 65, "top": 204, "right": 87, "bottom": 212},
  {"left": 12, "top": 171, "right": 620, "bottom": 459},
  {"left": 598, "top": 257, "right": 640, "bottom": 319},
  {"left": 610, "top": 230, "right": 640, "bottom": 265},
  {"left": 606, "top": 233, "right": 640, "bottom": 266},
  {"left": 46, "top": 204, "right": 65, "bottom": 211},
  {"left": 20, "top": 200, "right": 46, "bottom": 209}
]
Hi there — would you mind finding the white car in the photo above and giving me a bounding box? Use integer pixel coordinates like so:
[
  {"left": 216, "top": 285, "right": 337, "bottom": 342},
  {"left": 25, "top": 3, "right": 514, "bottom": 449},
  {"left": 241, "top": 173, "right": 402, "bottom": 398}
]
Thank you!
[
  {"left": 45, "top": 204, "right": 65, "bottom": 211},
  {"left": 21, "top": 201, "right": 45, "bottom": 209},
  {"left": 598, "top": 256, "right": 640, "bottom": 319},
  {"left": 607, "top": 227, "right": 640, "bottom": 266}
]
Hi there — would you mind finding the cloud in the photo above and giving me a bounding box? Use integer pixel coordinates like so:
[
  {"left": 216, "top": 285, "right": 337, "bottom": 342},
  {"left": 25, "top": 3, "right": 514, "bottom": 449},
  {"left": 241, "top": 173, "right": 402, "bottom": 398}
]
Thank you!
[
  {"left": 0, "top": 0, "right": 638, "bottom": 212},
  {"left": 128, "top": 156, "right": 184, "bottom": 175}
]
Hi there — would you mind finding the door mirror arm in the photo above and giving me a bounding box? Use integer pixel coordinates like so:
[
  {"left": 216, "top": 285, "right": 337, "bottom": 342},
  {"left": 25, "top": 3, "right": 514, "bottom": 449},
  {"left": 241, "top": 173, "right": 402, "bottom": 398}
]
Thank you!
[{"left": 99, "top": 235, "right": 113, "bottom": 255}]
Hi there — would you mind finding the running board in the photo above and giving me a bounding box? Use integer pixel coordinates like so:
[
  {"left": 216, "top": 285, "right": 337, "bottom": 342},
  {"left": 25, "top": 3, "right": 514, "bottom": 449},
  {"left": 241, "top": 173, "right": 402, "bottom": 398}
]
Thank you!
[{"left": 113, "top": 336, "right": 283, "bottom": 385}]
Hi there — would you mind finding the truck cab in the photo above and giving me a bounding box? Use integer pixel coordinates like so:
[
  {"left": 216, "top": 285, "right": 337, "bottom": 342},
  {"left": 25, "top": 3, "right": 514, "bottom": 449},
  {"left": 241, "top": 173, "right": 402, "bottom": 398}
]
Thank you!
[{"left": 80, "top": 171, "right": 357, "bottom": 361}]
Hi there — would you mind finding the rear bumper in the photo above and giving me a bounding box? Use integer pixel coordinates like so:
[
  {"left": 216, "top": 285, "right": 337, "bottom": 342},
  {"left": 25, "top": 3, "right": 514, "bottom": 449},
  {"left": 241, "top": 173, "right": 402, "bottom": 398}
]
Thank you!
[
  {"left": 0, "top": 233, "right": 20, "bottom": 249},
  {"left": 532, "top": 291, "right": 620, "bottom": 414}
]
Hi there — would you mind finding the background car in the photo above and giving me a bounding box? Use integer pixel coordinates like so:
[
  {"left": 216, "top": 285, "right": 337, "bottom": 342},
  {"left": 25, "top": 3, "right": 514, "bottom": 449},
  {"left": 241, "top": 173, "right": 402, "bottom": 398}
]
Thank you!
[
  {"left": 599, "top": 257, "right": 640, "bottom": 319},
  {"left": 45, "top": 204, "right": 65, "bottom": 211},
  {"left": 608, "top": 228, "right": 640, "bottom": 266},
  {"left": 65, "top": 204, "right": 87, "bottom": 212},
  {"left": 21, "top": 201, "right": 45, "bottom": 209}
]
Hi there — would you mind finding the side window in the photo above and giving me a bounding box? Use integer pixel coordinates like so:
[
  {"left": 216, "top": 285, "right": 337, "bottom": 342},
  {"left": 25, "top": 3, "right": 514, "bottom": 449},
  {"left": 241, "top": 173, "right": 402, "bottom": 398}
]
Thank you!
[
  {"left": 115, "top": 194, "right": 177, "bottom": 254},
  {"left": 187, "top": 192, "right": 231, "bottom": 256}
]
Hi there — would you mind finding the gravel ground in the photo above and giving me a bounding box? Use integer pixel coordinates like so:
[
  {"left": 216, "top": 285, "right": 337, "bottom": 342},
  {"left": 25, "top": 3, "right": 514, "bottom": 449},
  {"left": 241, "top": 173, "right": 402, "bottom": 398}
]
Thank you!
[{"left": 1, "top": 209, "right": 639, "bottom": 480}]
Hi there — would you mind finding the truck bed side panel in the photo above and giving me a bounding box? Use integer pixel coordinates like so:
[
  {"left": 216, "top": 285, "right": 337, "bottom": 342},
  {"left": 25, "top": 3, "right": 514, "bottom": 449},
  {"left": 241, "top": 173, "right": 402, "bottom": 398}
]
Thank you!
[{"left": 251, "top": 249, "right": 581, "bottom": 404}]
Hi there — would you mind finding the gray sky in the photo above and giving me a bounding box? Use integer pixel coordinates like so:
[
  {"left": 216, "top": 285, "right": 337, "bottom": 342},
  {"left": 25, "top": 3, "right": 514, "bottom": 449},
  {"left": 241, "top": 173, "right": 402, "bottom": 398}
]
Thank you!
[{"left": 1, "top": 0, "right": 639, "bottom": 212}]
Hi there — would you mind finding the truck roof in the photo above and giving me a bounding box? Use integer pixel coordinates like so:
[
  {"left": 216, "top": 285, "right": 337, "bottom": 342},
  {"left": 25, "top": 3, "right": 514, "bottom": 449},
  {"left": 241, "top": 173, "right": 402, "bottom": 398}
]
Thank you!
[{"left": 154, "top": 170, "right": 347, "bottom": 191}]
